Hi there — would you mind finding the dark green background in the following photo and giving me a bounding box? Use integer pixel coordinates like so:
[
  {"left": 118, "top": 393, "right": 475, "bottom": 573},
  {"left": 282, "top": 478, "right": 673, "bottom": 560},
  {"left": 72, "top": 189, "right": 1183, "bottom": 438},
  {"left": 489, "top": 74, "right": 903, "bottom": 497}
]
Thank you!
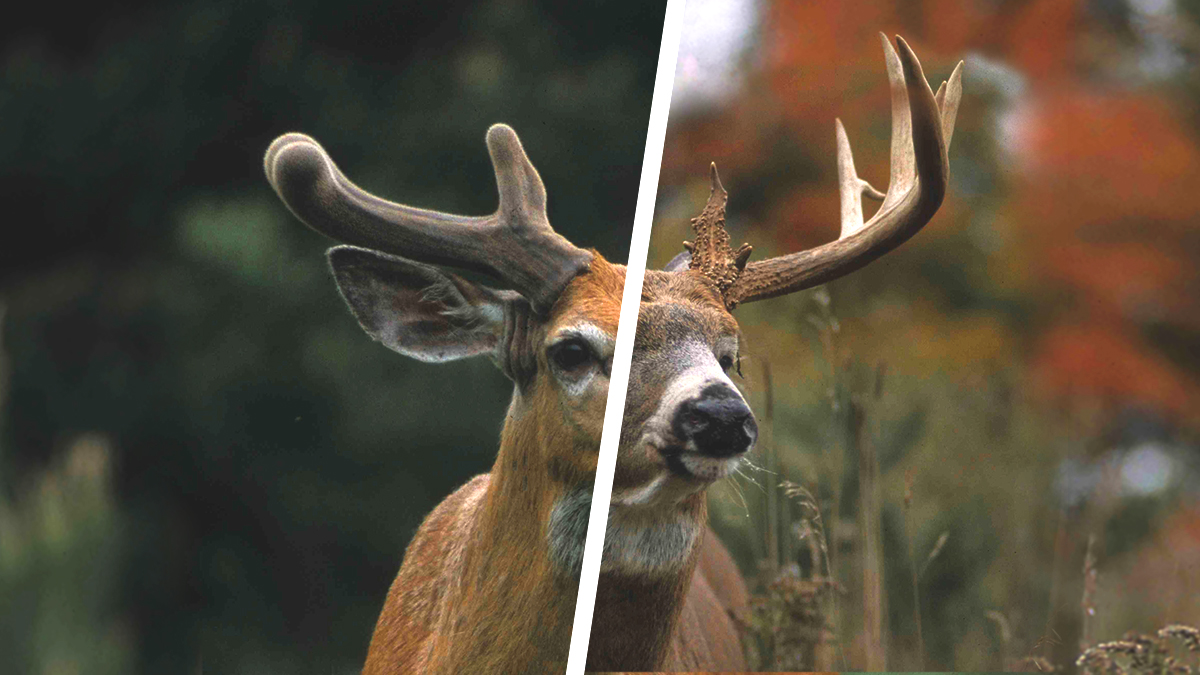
[{"left": 0, "top": 1, "right": 663, "bottom": 672}]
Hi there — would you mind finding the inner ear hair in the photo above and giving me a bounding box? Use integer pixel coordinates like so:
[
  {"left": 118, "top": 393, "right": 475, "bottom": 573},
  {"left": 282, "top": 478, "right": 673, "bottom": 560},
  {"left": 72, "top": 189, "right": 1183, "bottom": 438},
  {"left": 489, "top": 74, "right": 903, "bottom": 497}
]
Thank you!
[
  {"left": 663, "top": 250, "right": 692, "bottom": 272},
  {"left": 327, "top": 245, "right": 515, "bottom": 364}
]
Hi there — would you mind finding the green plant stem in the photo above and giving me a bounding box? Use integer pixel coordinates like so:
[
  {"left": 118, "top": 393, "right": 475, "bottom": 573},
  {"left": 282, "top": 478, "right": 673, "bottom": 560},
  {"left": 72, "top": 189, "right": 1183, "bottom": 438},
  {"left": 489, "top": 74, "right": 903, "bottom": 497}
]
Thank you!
[{"left": 904, "top": 503, "right": 926, "bottom": 670}]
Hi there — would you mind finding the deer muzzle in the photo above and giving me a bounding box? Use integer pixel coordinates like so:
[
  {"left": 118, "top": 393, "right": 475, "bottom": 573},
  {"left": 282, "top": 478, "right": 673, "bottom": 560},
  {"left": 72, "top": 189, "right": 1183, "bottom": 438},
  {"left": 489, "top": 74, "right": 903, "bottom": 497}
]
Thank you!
[{"left": 673, "top": 384, "right": 757, "bottom": 458}]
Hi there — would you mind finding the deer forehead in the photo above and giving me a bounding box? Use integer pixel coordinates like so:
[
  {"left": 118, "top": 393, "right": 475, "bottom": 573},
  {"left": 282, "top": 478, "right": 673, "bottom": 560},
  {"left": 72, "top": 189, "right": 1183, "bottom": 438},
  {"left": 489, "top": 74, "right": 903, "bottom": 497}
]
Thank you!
[
  {"left": 546, "top": 255, "right": 625, "bottom": 340},
  {"left": 636, "top": 271, "right": 739, "bottom": 352}
]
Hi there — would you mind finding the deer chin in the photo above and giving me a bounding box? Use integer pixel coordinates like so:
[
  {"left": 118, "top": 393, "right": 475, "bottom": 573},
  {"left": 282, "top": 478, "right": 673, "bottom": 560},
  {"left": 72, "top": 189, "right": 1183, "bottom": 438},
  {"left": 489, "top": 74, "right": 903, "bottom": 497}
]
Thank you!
[
  {"left": 548, "top": 472, "right": 707, "bottom": 579},
  {"left": 609, "top": 437, "right": 741, "bottom": 512},
  {"left": 648, "top": 428, "right": 744, "bottom": 485},
  {"left": 668, "top": 450, "right": 743, "bottom": 483}
]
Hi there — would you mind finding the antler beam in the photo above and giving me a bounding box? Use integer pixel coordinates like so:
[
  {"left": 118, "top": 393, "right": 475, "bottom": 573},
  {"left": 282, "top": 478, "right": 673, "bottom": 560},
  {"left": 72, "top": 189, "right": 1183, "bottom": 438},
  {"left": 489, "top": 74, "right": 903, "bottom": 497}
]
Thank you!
[
  {"left": 264, "top": 124, "right": 593, "bottom": 315},
  {"left": 715, "top": 34, "right": 962, "bottom": 308}
]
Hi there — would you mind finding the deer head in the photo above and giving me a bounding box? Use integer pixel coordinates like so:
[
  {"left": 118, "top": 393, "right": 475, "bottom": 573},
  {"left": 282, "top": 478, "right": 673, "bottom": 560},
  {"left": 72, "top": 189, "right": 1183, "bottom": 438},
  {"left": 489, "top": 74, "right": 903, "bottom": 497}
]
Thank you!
[
  {"left": 588, "top": 34, "right": 963, "bottom": 671},
  {"left": 265, "top": 124, "right": 625, "bottom": 672}
]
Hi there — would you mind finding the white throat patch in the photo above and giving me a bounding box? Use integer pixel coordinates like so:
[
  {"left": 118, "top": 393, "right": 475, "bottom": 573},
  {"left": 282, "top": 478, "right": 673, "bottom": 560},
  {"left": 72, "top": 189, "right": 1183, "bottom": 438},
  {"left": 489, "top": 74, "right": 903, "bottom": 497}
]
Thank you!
[
  {"left": 601, "top": 504, "right": 701, "bottom": 576},
  {"left": 547, "top": 488, "right": 702, "bottom": 578},
  {"left": 547, "top": 487, "right": 590, "bottom": 577}
]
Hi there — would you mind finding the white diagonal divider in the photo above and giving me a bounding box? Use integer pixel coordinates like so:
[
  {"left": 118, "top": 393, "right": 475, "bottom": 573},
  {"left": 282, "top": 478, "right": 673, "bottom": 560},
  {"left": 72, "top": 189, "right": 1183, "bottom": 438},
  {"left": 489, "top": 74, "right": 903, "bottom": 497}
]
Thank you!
[{"left": 564, "top": 0, "right": 685, "bottom": 672}]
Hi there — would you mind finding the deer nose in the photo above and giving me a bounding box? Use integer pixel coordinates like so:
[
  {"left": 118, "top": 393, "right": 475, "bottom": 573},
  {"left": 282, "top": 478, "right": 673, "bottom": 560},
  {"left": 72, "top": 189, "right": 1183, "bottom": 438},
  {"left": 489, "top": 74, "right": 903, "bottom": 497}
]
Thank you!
[{"left": 674, "top": 385, "right": 757, "bottom": 458}]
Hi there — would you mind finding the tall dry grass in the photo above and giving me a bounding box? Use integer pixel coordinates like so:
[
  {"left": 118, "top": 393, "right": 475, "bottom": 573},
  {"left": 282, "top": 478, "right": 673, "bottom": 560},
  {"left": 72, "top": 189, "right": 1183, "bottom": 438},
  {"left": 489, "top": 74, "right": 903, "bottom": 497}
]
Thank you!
[{"left": 711, "top": 287, "right": 1198, "bottom": 672}]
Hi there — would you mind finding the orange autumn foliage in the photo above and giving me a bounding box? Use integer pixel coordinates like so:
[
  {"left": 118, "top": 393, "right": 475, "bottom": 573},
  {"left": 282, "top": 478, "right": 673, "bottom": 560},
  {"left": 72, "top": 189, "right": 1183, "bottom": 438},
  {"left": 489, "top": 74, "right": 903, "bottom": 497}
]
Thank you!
[
  {"left": 1031, "top": 321, "right": 1197, "bottom": 417},
  {"left": 1010, "top": 88, "right": 1200, "bottom": 407},
  {"left": 663, "top": 0, "right": 1200, "bottom": 424},
  {"left": 1041, "top": 241, "right": 1189, "bottom": 324},
  {"left": 1013, "top": 91, "right": 1200, "bottom": 228},
  {"left": 762, "top": 184, "right": 841, "bottom": 254},
  {"left": 1004, "top": 0, "right": 1081, "bottom": 82}
]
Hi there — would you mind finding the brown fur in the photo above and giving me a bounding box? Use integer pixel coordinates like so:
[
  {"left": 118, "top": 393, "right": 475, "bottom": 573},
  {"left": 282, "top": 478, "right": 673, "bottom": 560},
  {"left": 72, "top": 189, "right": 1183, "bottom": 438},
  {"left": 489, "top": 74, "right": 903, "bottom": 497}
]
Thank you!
[
  {"left": 364, "top": 257, "right": 751, "bottom": 674},
  {"left": 588, "top": 269, "right": 750, "bottom": 672},
  {"left": 590, "top": 520, "right": 748, "bottom": 672},
  {"left": 364, "top": 256, "right": 623, "bottom": 674}
]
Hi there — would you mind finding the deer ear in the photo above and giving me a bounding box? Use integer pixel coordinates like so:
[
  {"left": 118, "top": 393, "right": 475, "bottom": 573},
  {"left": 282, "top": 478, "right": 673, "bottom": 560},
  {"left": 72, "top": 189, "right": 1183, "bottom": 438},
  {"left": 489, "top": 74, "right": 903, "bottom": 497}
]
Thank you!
[
  {"left": 327, "top": 245, "right": 521, "bottom": 363},
  {"left": 663, "top": 250, "right": 692, "bottom": 272}
]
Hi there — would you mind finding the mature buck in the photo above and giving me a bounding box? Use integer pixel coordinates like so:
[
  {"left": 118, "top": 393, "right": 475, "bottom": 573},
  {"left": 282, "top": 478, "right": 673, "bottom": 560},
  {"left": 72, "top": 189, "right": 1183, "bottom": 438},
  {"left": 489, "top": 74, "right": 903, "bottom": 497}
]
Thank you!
[
  {"left": 586, "top": 34, "right": 961, "bottom": 672},
  {"left": 263, "top": 34, "right": 959, "bottom": 674}
]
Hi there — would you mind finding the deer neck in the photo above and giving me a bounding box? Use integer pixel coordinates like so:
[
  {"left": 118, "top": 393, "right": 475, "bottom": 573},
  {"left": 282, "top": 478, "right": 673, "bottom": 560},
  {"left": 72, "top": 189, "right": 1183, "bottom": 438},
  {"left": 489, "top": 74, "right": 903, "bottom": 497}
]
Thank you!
[
  {"left": 428, "top": 398, "right": 586, "bottom": 672},
  {"left": 587, "top": 494, "right": 708, "bottom": 670}
]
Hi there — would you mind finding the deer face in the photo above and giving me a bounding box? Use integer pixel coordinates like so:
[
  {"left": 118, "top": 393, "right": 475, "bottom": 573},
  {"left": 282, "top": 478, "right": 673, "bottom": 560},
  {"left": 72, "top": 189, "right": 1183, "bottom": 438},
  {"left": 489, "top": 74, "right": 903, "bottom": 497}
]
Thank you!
[
  {"left": 601, "top": 270, "right": 756, "bottom": 576},
  {"left": 631, "top": 271, "right": 756, "bottom": 481},
  {"left": 617, "top": 271, "right": 755, "bottom": 501},
  {"left": 520, "top": 258, "right": 625, "bottom": 480},
  {"left": 264, "top": 122, "right": 623, "bottom": 467}
]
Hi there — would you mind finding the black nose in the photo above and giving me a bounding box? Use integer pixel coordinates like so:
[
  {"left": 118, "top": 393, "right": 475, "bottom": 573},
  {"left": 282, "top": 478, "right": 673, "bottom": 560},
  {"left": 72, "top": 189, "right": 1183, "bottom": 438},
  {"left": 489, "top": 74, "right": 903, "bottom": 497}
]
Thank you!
[{"left": 673, "top": 385, "right": 757, "bottom": 457}]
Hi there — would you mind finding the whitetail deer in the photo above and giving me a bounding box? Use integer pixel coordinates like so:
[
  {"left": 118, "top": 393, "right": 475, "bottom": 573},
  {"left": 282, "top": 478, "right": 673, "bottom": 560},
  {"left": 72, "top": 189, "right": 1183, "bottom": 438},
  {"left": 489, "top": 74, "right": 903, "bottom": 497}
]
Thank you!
[
  {"left": 585, "top": 34, "right": 962, "bottom": 672},
  {"left": 264, "top": 121, "right": 617, "bottom": 673},
  {"left": 263, "top": 33, "right": 958, "bottom": 675}
]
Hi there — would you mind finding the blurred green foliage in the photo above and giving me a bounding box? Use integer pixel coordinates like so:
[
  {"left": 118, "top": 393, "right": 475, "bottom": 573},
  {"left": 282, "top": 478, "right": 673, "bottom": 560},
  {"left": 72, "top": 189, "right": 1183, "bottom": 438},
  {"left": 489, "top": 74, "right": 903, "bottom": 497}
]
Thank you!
[
  {"left": 0, "top": 433, "right": 132, "bottom": 675},
  {"left": 0, "top": 1, "right": 662, "bottom": 672}
]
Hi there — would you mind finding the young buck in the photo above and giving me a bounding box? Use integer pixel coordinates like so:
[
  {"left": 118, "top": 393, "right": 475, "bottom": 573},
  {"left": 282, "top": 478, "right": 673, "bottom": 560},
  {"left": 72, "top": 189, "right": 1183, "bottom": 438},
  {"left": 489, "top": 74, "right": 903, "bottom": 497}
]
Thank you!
[
  {"left": 264, "top": 122, "right": 619, "bottom": 673},
  {"left": 587, "top": 34, "right": 961, "bottom": 672},
  {"left": 263, "top": 33, "right": 958, "bottom": 675}
]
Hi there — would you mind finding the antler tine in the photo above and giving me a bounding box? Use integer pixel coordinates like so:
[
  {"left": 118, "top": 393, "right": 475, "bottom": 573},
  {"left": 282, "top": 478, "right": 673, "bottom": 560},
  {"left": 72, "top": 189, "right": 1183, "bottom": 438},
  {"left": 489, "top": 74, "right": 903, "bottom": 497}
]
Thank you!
[
  {"left": 879, "top": 34, "right": 918, "bottom": 219},
  {"left": 722, "top": 35, "right": 961, "bottom": 308},
  {"left": 264, "top": 124, "right": 592, "bottom": 315},
  {"left": 837, "top": 119, "right": 874, "bottom": 239},
  {"left": 841, "top": 34, "right": 920, "bottom": 239},
  {"left": 938, "top": 60, "right": 964, "bottom": 150}
]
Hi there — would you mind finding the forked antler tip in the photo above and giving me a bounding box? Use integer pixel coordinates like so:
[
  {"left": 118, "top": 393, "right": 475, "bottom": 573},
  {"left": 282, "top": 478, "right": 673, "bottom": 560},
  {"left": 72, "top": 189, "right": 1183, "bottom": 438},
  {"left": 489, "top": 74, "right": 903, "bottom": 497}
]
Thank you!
[{"left": 939, "top": 61, "right": 965, "bottom": 150}]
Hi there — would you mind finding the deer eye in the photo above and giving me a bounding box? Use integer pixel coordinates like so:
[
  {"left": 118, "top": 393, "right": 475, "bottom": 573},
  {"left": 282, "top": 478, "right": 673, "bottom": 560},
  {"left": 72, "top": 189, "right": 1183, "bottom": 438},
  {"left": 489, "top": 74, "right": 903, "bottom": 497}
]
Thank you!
[
  {"left": 550, "top": 338, "right": 593, "bottom": 372},
  {"left": 718, "top": 354, "right": 735, "bottom": 372}
]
